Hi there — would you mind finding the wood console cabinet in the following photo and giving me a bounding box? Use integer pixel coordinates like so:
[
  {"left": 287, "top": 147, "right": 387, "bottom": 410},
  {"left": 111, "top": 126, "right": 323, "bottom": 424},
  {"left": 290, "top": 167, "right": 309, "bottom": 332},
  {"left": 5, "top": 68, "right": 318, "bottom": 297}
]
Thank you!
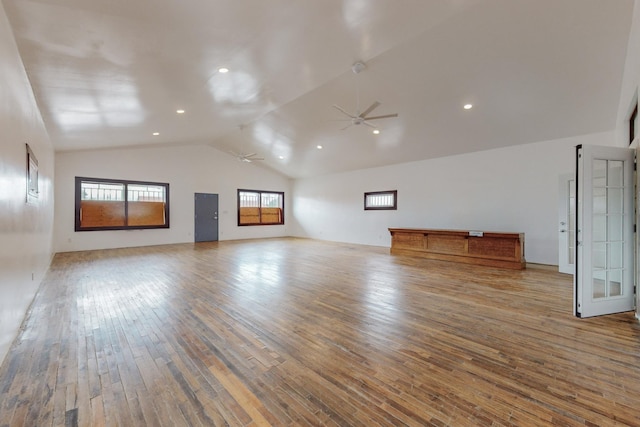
[{"left": 388, "top": 228, "right": 526, "bottom": 270}]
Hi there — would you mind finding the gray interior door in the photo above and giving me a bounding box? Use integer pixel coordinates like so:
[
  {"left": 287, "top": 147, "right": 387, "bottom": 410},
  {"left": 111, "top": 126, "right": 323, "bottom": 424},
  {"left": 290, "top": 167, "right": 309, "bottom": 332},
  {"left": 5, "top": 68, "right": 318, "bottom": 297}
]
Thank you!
[{"left": 194, "top": 193, "right": 219, "bottom": 242}]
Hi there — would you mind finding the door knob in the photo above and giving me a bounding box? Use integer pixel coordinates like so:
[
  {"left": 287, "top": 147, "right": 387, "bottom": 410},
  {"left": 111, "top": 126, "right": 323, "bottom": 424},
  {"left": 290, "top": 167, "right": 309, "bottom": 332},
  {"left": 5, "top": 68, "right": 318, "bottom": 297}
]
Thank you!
[{"left": 560, "top": 229, "right": 567, "bottom": 233}]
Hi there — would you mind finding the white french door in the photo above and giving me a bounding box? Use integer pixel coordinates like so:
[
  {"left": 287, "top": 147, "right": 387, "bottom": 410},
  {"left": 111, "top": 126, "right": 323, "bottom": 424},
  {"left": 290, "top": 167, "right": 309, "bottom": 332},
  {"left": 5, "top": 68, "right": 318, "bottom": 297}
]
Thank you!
[
  {"left": 575, "top": 145, "right": 635, "bottom": 318},
  {"left": 558, "top": 174, "right": 576, "bottom": 275}
]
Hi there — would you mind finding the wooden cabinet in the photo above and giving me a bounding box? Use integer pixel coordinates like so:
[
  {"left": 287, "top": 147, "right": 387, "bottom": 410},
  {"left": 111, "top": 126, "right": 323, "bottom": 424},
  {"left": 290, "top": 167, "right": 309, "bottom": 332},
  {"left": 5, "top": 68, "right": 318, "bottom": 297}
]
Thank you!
[{"left": 388, "top": 228, "right": 525, "bottom": 269}]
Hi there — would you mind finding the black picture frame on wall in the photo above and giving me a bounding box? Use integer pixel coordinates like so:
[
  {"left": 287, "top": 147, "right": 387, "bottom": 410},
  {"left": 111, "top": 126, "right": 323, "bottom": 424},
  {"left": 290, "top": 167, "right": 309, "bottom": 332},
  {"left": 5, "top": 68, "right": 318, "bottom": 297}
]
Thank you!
[{"left": 26, "top": 143, "right": 38, "bottom": 203}]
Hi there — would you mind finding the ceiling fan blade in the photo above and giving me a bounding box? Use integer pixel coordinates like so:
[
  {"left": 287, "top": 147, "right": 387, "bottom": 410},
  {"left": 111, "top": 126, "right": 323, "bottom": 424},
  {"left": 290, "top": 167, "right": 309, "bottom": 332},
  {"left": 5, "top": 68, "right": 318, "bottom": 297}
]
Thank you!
[
  {"left": 359, "top": 101, "right": 380, "bottom": 118},
  {"left": 364, "top": 113, "right": 399, "bottom": 120},
  {"left": 362, "top": 120, "right": 378, "bottom": 129},
  {"left": 340, "top": 122, "right": 353, "bottom": 130},
  {"left": 333, "top": 104, "right": 356, "bottom": 118},
  {"left": 241, "top": 153, "right": 264, "bottom": 161}
]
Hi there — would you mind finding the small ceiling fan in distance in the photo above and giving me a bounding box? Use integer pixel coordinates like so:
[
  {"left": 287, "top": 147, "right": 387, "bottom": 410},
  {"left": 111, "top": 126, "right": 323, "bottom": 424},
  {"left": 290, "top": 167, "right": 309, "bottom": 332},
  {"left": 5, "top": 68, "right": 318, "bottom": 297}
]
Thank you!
[
  {"left": 230, "top": 125, "right": 264, "bottom": 162},
  {"left": 231, "top": 152, "right": 264, "bottom": 163},
  {"left": 333, "top": 61, "right": 398, "bottom": 130}
]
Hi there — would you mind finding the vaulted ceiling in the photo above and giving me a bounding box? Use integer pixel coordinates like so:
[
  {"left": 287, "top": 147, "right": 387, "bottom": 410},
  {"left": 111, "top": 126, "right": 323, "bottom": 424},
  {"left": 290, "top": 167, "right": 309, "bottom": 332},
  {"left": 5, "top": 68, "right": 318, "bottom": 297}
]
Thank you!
[{"left": 3, "top": 0, "right": 635, "bottom": 178}]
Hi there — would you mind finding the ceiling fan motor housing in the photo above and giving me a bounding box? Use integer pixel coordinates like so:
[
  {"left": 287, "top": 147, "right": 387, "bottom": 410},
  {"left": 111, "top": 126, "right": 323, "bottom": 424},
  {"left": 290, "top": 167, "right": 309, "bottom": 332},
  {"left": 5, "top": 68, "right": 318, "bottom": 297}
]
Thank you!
[{"left": 352, "top": 61, "right": 366, "bottom": 74}]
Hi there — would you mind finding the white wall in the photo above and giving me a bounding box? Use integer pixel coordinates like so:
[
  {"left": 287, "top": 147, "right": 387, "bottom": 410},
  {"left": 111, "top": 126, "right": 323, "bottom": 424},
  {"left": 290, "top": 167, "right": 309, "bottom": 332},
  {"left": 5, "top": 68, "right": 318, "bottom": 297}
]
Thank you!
[
  {"left": 0, "top": 4, "right": 55, "bottom": 363},
  {"left": 292, "top": 132, "right": 616, "bottom": 266},
  {"left": 616, "top": 0, "right": 640, "bottom": 317},
  {"left": 616, "top": 0, "right": 640, "bottom": 148},
  {"left": 54, "top": 144, "right": 292, "bottom": 252}
]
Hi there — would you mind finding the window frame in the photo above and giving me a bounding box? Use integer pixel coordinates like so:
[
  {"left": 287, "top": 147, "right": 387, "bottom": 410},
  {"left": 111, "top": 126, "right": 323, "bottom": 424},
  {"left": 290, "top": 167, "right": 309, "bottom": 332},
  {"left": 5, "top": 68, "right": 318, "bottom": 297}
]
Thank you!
[
  {"left": 237, "top": 189, "right": 285, "bottom": 226},
  {"left": 75, "top": 177, "right": 170, "bottom": 231},
  {"left": 364, "top": 190, "right": 398, "bottom": 211}
]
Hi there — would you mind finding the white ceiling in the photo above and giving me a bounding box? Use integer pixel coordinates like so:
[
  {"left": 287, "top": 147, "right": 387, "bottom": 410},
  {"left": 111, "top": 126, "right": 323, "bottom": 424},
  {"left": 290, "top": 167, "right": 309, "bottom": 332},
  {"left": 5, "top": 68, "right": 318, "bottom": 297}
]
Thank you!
[{"left": 3, "top": 0, "right": 635, "bottom": 179}]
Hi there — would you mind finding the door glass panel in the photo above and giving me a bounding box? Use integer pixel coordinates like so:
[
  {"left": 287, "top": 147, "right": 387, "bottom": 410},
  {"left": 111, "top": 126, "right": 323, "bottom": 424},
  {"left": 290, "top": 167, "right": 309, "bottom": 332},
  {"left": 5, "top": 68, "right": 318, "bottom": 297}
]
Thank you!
[
  {"left": 592, "top": 187, "right": 606, "bottom": 214},
  {"left": 607, "top": 188, "right": 624, "bottom": 214},
  {"left": 592, "top": 270, "right": 606, "bottom": 298},
  {"left": 592, "top": 215, "right": 606, "bottom": 241},
  {"left": 568, "top": 231, "right": 575, "bottom": 264},
  {"left": 592, "top": 242, "right": 606, "bottom": 269},
  {"left": 608, "top": 270, "right": 623, "bottom": 297},
  {"left": 609, "top": 242, "right": 623, "bottom": 269},
  {"left": 593, "top": 159, "right": 607, "bottom": 186},
  {"left": 608, "top": 216, "right": 623, "bottom": 242},
  {"left": 607, "top": 160, "right": 624, "bottom": 186},
  {"left": 568, "top": 232, "right": 575, "bottom": 264}
]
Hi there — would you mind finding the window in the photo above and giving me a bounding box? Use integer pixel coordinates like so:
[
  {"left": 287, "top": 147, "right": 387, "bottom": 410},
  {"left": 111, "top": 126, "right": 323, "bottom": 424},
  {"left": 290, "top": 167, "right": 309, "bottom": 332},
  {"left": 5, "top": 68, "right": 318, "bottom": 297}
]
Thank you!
[
  {"left": 26, "top": 144, "right": 39, "bottom": 203},
  {"left": 238, "top": 189, "right": 284, "bottom": 225},
  {"left": 75, "top": 177, "right": 169, "bottom": 231},
  {"left": 630, "top": 102, "right": 638, "bottom": 145},
  {"left": 365, "top": 190, "right": 397, "bottom": 210}
]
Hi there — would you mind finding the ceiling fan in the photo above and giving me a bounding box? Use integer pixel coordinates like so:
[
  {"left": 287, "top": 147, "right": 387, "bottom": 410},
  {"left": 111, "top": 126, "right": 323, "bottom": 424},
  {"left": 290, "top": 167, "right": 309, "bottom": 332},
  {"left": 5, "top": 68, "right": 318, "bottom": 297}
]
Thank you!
[
  {"left": 230, "top": 125, "right": 264, "bottom": 162},
  {"left": 230, "top": 151, "right": 264, "bottom": 163},
  {"left": 333, "top": 61, "right": 398, "bottom": 130}
]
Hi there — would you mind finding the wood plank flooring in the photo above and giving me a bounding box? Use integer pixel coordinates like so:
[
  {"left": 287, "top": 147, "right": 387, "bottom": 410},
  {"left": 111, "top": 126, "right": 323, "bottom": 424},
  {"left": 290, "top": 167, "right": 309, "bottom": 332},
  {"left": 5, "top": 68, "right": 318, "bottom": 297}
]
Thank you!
[{"left": 1, "top": 237, "right": 640, "bottom": 426}]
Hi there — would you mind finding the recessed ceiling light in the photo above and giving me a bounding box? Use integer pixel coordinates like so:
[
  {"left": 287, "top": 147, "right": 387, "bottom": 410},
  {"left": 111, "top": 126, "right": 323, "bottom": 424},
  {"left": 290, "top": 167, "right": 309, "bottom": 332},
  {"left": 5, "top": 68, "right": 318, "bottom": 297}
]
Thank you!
[
  {"left": 278, "top": 155, "right": 284, "bottom": 160},
  {"left": 218, "top": 67, "right": 229, "bottom": 73},
  {"left": 373, "top": 129, "right": 380, "bottom": 135},
  {"left": 152, "top": 132, "right": 160, "bottom": 136},
  {"left": 317, "top": 145, "right": 323, "bottom": 150},
  {"left": 464, "top": 104, "right": 473, "bottom": 110},
  {"left": 176, "top": 109, "right": 185, "bottom": 114}
]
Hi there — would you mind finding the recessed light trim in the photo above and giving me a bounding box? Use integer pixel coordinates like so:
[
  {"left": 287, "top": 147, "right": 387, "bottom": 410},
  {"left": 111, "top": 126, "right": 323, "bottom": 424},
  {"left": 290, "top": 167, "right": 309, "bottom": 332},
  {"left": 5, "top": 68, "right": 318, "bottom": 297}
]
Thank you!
[
  {"left": 176, "top": 109, "right": 185, "bottom": 114},
  {"left": 152, "top": 132, "right": 160, "bottom": 136},
  {"left": 317, "top": 145, "right": 323, "bottom": 150},
  {"left": 373, "top": 129, "right": 380, "bottom": 135},
  {"left": 464, "top": 104, "right": 473, "bottom": 110},
  {"left": 218, "top": 67, "right": 229, "bottom": 74},
  {"left": 278, "top": 155, "right": 284, "bottom": 160}
]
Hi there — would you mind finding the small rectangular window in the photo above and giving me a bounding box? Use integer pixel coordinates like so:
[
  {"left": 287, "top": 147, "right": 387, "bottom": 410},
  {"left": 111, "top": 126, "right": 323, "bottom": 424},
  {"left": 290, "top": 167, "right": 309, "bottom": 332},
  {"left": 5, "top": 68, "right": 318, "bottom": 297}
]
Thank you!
[
  {"left": 75, "top": 177, "right": 169, "bottom": 231},
  {"left": 26, "top": 144, "right": 39, "bottom": 202},
  {"left": 630, "top": 102, "right": 638, "bottom": 145},
  {"left": 238, "top": 189, "right": 284, "bottom": 225},
  {"left": 365, "top": 190, "right": 397, "bottom": 210}
]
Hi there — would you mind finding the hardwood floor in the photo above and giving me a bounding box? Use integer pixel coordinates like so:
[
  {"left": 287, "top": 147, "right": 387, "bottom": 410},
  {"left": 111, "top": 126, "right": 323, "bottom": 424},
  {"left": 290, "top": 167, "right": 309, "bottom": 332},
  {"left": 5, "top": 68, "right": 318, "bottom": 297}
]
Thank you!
[{"left": 1, "top": 237, "right": 640, "bottom": 426}]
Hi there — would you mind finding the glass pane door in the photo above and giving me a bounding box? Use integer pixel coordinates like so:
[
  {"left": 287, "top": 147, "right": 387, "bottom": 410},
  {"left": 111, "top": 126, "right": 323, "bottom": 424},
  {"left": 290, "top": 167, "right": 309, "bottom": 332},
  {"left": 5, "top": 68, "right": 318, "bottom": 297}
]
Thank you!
[{"left": 575, "top": 145, "right": 634, "bottom": 318}]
